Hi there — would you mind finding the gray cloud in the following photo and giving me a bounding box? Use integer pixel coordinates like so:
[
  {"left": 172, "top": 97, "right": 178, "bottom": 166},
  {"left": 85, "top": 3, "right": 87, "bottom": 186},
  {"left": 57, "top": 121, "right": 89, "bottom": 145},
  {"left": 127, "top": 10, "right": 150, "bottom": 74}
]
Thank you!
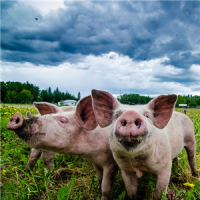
[
  {"left": 162, "top": 52, "right": 200, "bottom": 69},
  {"left": 1, "top": 1, "right": 200, "bottom": 67},
  {"left": 153, "top": 71, "right": 198, "bottom": 84},
  {"left": 1, "top": 0, "right": 200, "bottom": 96}
]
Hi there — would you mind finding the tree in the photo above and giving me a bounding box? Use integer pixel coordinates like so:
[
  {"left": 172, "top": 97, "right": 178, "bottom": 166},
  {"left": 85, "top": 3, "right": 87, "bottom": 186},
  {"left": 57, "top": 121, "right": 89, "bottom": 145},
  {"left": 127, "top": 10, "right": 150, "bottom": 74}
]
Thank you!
[
  {"left": 77, "top": 92, "right": 81, "bottom": 101},
  {"left": 189, "top": 100, "right": 197, "bottom": 108},
  {"left": 53, "top": 87, "right": 61, "bottom": 103},
  {"left": 118, "top": 93, "right": 152, "bottom": 105},
  {"left": 175, "top": 95, "right": 187, "bottom": 107},
  {"left": 0, "top": 82, "right": 7, "bottom": 102},
  {"left": 47, "top": 87, "right": 53, "bottom": 102},
  {"left": 4, "top": 90, "right": 17, "bottom": 103},
  {"left": 196, "top": 97, "right": 200, "bottom": 105},
  {"left": 25, "top": 81, "right": 40, "bottom": 101},
  {"left": 19, "top": 89, "right": 33, "bottom": 104},
  {"left": 40, "top": 90, "right": 48, "bottom": 102},
  {"left": 64, "top": 91, "right": 76, "bottom": 100},
  {"left": 48, "top": 87, "right": 52, "bottom": 93}
]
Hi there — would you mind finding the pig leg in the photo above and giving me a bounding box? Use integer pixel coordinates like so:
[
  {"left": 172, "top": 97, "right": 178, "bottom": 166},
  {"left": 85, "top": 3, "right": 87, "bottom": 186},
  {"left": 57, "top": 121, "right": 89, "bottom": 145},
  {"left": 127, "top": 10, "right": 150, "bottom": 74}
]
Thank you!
[
  {"left": 185, "top": 146, "right": 199, "bottom": 177},
  {"left": 25, "top": 148, "right": 42, "bottom": 170},
  {"left": 121, "top": 170, "right": 138, "bottom": 200},
  {"left": 92, "top": 164, "right": 103, "bottom": 188},
  {"left": 41, "top": 151, "right": 55, "bottom": 171},
  {"left": 93, "top": 164, "right": 103, "bottom": 185},
  {"left": 101, "top": 165, "right": 118, "bottom": 200},
  {"left": 173, "top": 156, "right": 178, "bottom": 164},
  {"left": 154, "top": 170, "right": 171, "bottom": 200}
]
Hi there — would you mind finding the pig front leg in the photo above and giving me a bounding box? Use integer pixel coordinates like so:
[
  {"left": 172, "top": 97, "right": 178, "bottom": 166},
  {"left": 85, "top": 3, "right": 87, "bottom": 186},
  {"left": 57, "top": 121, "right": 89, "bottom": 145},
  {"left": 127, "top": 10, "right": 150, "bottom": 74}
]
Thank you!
[
  {"left": 25, "top": 148, "right": 42, "bottom": 171},
  {"left": 92, "top": 164, "right": 103, "bottom": 187},
  {"left": 41, "top": 151, "right": 56, "bottom": 171},
  {"left": 153, "top": 170, "right": 171, "bottom": 200},
  {"left": 101, "top": 165, "right": 118, "bottom": 200},
  {"left": 172, "top": 156, "right": 178, "bottom": 164},
  {"left": 121, "top": 170, "right": 138, "bottom": 200}
]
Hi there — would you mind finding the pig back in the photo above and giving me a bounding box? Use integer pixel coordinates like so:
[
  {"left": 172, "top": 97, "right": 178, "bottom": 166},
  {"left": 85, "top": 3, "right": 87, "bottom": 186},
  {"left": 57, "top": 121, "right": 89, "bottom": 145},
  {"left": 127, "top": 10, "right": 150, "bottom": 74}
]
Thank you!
[
  {"left": 164, "top": 111, "right": 194, "bottom": 159},
  {"left": 60, "top": 106, "right": 76, "bottom": 112}
]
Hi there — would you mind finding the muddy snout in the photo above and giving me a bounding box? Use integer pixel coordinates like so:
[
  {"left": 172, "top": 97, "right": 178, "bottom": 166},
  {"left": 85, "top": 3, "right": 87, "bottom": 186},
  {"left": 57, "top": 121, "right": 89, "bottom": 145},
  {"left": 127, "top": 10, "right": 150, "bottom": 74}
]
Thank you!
[
  {"left": 7, "top": 113, "right": 24, "bottom": 130},
  {"left": 116, "top": 110, "right": 146, "bottom": 137}
]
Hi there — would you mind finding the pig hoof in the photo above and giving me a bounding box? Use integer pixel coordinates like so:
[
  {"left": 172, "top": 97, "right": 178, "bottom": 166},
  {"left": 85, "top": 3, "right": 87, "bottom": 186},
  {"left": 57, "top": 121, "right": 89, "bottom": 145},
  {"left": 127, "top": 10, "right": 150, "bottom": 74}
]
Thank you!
[
  {"left": 25, "top": 166, "right": 34, "bottom": 173},
  {"left": 192, "top": 171, "right": 199, "bottom": 178}
]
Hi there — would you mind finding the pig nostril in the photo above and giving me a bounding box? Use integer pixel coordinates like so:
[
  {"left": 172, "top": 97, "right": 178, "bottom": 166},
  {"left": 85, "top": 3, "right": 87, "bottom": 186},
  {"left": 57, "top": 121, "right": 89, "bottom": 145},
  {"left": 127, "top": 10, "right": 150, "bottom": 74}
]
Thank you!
[
  {"left": 121, "top": 120, "right": 127, "bottom": 126},
  {"left": 16, "top": 117, "right": 20, "bottom": 124},
  {"left": 135, "top": 119, "right": 141, "bottom": 128}
]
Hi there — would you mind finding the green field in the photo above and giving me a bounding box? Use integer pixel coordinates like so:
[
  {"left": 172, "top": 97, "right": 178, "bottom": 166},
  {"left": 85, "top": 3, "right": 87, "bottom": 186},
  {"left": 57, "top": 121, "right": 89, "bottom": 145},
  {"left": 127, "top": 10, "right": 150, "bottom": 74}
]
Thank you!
[{"left": 1, "top": 104, "right": 200, "bottom": 200}]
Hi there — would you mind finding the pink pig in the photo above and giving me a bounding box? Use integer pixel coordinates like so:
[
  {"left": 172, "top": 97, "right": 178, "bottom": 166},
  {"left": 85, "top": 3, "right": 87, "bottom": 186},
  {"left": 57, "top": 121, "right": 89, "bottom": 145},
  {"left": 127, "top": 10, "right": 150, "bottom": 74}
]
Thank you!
[
  {"left": 7, "top": 96, "right": 118, "bottom": 200},
  {"left": 25, "top": 105, "right": 76, "bottom": 171},
  {"left": 91, "top": 89, "right": 199, "bottom": 200}
]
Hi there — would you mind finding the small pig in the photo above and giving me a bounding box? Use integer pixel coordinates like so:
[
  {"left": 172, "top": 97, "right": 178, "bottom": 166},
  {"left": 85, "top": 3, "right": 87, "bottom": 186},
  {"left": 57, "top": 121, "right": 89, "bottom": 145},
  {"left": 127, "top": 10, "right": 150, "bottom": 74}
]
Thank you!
[
  {"left": 26, "top": 105, "right": 76, "bottom": 171},
  {"left": 91, "top": 89, "right": 199, "bottom": 200},
  {"left": 7, "top": 96, "right": 118, "bottom": 200}
]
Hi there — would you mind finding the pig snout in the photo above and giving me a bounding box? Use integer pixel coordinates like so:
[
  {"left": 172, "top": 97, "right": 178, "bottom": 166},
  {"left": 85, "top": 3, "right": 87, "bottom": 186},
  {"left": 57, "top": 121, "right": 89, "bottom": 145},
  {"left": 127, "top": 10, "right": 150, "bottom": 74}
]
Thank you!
[
  {"left": 116, "top": 110, "right": 146, "bottom": 137},
  {"left": 7, "top": 113, "right": 42, "bottom": 142},
  {"left": 7, "top": 113, "right": 24, "bottom": 130}
]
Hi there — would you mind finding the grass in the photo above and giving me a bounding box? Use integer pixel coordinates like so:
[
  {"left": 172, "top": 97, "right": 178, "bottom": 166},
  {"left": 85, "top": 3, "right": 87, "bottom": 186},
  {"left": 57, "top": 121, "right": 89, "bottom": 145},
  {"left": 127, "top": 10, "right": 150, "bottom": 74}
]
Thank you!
[{"left": 0, "top": 104, "right": 200, "bottom": 200}]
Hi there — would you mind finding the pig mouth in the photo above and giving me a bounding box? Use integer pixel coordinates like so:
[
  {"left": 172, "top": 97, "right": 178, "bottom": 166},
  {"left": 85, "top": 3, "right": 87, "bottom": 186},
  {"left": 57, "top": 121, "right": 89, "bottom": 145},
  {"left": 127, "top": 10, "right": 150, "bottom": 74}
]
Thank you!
[
  {"left": 15, "top": 117, "right": 43, "bottom": 142},
  {"left": 115, "top": 130, "right": 148, "bottom": 151}
]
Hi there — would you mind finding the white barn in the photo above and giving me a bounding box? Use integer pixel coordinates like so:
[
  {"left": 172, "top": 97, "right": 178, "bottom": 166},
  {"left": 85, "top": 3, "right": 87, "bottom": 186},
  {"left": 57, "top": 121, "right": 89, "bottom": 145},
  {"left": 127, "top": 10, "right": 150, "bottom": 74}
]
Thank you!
[
  {"left": 58, "top": 99, "right": 77, "bottom": 106},
  {"left": 179, "top": 104, "right": 188, "bottom": 108}
]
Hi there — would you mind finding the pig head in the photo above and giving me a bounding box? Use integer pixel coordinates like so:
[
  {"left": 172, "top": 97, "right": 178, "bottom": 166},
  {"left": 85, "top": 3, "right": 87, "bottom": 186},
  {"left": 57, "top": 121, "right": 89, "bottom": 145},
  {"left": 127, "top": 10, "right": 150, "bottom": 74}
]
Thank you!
[
  {"left": 91, "top": 89, "right": 199, "bottom": 200},
  {"left": 25, "top": 105, "right": 76, "bottom": 171},
  {"left": 7, "top": 96, "right": 118, "bottom": 200},
  {"left": 6, "top": 97, "right": 97, "bottom": 151}
]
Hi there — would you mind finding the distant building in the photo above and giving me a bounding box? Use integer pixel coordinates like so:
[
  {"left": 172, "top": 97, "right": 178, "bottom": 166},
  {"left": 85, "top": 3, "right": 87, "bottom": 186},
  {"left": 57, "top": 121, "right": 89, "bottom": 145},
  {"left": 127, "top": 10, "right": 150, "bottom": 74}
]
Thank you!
[
  {"left": 179, "top": 104, "right": 188, "bottom": 108},
  {"left": 58, "top": 99, "right": 77, "bottom": 106}
]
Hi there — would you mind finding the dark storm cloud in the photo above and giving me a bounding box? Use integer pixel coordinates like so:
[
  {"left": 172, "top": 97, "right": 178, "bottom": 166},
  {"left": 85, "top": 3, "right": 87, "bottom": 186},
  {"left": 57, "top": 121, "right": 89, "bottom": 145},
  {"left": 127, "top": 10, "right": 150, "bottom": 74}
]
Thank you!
[
  {"left": 162, "top": 52, "right": 200, "bottom": 69},
  {"left": 1, "top": 1, "right": 200, "bottom": 69},
  {"left": 1, "top": 50, "right": 84, "bottom": 66},
  {"left": 1, "top": 1, "right": 17, "bottom": 13},
  {"left": 154, "top": 71, "right": 198, "bottom": 84},
  {"left": 152, "top": 64, "right": 200, "bottom": 90}
]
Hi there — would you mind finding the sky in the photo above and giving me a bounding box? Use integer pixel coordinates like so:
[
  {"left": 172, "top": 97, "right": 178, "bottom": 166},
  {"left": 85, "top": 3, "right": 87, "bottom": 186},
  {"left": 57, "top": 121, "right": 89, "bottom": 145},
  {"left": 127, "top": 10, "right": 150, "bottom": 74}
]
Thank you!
[{"left": 1, "top": 0, "right": 200, "bottom": 98}]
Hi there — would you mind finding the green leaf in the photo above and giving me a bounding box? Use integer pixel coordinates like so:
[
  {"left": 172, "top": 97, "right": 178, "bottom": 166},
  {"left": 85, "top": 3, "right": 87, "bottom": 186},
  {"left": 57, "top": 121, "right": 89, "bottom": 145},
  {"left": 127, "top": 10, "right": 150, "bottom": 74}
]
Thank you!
[
  {"left": 57, "top": 185, "right": 70, "bottom": 200},
  {"left": 117, "top": 190, "right": 126, "bottom": 200}
]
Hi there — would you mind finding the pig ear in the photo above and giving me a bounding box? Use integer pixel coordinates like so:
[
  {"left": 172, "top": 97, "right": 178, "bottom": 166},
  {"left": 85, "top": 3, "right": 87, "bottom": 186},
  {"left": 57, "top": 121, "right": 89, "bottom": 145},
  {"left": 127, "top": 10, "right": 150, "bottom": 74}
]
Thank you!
[
  {"left": 34, "top": 102, "right": 63, "bottom": 115},
  {"left": 148, "top": 94, "right": 177, "bottom": 129},
  {"left": 91, "top": 89, "right": 120, "bottom": 128},
  {"left": 75, "top": 95, "right": 98, "bottom": 131}
]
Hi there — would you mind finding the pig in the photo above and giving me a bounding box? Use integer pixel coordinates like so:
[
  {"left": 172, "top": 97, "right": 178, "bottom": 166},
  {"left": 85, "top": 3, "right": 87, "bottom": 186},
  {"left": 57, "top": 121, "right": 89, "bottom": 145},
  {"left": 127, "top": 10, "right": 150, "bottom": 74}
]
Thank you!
[
  {"left": 26, "top": 105, "right": 76, "bottom": 171},
  {"left": 91, "top": 89, "right": 199, "bottom": 200},
  {"left": 7, "top": 96, "right": 118, "bottom": 200}
]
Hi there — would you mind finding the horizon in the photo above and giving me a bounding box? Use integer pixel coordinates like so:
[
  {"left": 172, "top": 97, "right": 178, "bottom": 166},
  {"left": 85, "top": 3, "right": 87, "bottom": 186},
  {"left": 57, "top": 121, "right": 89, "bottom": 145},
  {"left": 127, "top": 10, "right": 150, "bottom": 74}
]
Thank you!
[
  {"left": 2, "top": 80, "right": 200, "bottom": 100},
  {"left": 1, "top": 1, "right": 200, "bottom": 97}
]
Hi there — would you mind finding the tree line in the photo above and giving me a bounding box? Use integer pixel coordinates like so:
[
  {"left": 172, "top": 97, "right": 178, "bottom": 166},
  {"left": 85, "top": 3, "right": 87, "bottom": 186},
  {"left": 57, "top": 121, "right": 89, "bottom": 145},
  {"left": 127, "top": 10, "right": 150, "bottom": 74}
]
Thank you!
[
  {"left": 175, "top": 94, "right": 200, "bottom": 107},
  {"left": 1, "top": 81, "right": 200, "bottom": 107},
  {"left": 0, "top": 81, "right": 78, "bottom": 104},
  {"left": 118, "top": 93, "right": 200, "bottom": 107},
  {"left": 118, "top": 93, "right": 153, "bottom": 105}
]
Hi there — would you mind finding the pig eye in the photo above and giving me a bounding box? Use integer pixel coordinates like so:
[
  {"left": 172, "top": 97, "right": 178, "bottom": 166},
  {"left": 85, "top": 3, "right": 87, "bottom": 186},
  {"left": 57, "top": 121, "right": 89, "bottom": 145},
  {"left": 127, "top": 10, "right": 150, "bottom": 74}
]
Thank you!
[
  {"left": 115, "top": 110, "right": 123, "bottom": 119},
  {"left": 144, "top": 112, "right": 150, "bottom": 118},
  {"left": 60, "top": 119, "right": 67, "bottom": 123}
]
